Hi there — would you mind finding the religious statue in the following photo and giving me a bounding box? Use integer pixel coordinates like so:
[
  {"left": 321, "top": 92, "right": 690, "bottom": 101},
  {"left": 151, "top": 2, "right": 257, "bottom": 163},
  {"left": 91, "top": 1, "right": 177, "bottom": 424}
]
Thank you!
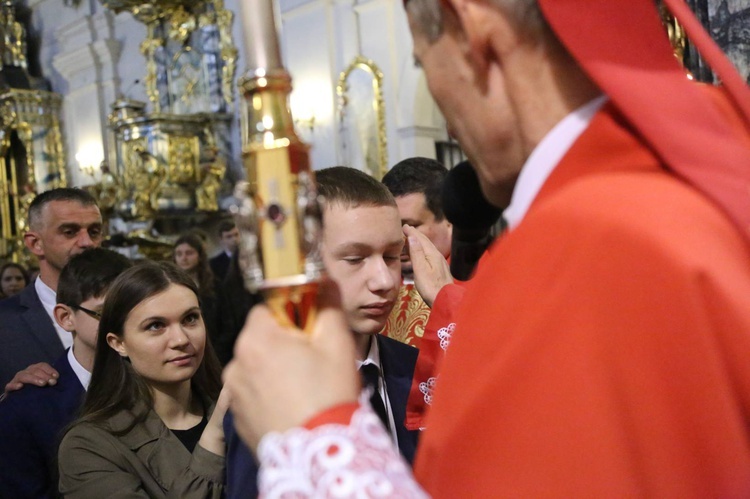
[
  {"left": 123, "top": 143, "right": 166, "bottom": 220},
  {"left": 196, "top": 145, "right": 225, "bottom": 211},
  {"left": 1, "top": 0, "right": 27, "bottom": 69},
  {"left": 97, "top": 160, "right": 122, "bottom": 212}
]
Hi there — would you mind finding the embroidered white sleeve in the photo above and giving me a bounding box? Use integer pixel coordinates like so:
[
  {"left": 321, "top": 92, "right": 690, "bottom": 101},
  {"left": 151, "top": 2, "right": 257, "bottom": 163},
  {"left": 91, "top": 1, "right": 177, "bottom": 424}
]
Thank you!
[{"left": 257, "top": 398, "right": 429, "bottom": 498}]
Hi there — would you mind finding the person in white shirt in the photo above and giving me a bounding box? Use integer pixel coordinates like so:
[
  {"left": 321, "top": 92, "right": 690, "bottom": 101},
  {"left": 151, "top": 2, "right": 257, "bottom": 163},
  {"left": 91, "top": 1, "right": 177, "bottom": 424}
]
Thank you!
[
  {"left": 0, "top": 188, "right": 103, "bottom": 391},
  {"left": 0, "top": 248, "right": 131, "bottom": 498}
]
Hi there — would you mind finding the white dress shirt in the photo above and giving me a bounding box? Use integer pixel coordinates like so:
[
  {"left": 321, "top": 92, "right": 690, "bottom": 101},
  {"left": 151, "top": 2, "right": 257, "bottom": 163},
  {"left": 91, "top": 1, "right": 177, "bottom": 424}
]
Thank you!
[
  {"left": 357, "top": 336, "right": 399, "bottom": 445},
  {"left": 67, "top": 347, "right": 91, "bottom": 390},
  {"left": 35, "top": 278, "right": 73, "bottom": 349},
  {"left": 503, "top": 95, "right": 608, "bottom": 230}
]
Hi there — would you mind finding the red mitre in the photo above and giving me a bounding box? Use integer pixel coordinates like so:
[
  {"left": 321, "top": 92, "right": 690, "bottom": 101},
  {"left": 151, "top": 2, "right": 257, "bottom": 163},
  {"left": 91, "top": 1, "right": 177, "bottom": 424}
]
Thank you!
[
  {"left": 404, "top": 0, "right": 750, "bottom": 240},
  {"left": 539, "top": 0, "right": 750, "bottom": 241}
]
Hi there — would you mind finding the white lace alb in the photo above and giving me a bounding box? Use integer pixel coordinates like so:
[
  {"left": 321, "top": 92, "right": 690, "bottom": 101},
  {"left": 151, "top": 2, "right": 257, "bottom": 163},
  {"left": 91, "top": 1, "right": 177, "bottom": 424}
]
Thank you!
[{"left": 257, "top": 396, "right": 429, "bottom": 498}]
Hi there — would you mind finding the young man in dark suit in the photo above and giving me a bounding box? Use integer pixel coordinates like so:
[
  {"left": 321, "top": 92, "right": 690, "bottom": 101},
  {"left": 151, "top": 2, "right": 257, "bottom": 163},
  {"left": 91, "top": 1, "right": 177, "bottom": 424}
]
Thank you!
[
  {"left": 0, "top": 248, "right": 132, "bottom": 498},
  {"left": 0, "top": 188, "right": 103, "bottom": 390},
  {"left": 209, "top": 220, "right": 239, "bottom": 281},
  {"left": 223, "top": 166, "right": 419, "bottom": 497}
]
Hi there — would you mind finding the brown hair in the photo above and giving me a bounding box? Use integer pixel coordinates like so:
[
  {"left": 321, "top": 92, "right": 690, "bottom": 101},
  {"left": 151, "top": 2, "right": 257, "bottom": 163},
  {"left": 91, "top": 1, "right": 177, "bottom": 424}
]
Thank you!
[
  {"left": 75, "top": 261, "right": 222, "bottom": 433},
  {"left": 0, "top": 262, "right": 29, "bottom": 297},
  {"left": 316, "top": 166, "right": 397, "bottom": 210},
  {"left": 173, "top": 233, "right": 216, "bottom": 298}
]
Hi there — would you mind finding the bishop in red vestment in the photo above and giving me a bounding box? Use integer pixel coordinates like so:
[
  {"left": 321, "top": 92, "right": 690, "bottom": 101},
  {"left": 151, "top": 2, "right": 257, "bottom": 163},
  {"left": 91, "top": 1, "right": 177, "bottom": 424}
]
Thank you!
[{"left": 225, "top": 0, "right": 750, "bottom": 496}]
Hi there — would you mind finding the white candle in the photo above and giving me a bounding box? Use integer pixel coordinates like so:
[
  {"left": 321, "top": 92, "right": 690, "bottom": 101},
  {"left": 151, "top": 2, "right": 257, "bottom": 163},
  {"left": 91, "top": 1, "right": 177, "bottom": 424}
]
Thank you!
[{"left": 238, "top": 0, "right": 283, "bottom": 71}]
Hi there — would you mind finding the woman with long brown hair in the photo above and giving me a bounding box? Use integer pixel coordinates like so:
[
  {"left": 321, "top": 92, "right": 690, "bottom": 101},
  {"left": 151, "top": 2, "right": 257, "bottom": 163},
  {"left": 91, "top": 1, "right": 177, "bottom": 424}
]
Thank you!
[
  {"left": 0, "top": 262, "right": 29, "bottom": 299},
  {"left": 172, "top": 233, "right": 216, "bottom": 297},
  {"left": 58, "top": 262, "right": 227, "bottom": 497}
]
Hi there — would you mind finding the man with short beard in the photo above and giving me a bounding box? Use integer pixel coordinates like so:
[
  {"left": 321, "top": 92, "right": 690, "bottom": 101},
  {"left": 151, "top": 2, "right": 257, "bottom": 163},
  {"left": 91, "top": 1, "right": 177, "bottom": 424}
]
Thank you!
[{"left": 0, "top": 188, "right": 102, "bottom": 389}]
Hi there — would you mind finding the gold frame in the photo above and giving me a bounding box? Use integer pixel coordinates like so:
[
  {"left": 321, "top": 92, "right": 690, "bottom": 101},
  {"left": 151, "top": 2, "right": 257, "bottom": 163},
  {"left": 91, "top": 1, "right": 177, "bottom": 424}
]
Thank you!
[
  {"left": 336, "top": 56, "right": 387, "bottom": 179},
  {"left": 0, "top": 89, "right": 66, "bottom": 263}
]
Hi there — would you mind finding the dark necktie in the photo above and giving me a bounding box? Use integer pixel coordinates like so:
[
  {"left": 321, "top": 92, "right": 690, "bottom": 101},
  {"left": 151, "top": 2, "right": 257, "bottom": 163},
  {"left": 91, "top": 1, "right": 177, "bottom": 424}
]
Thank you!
[{"left": 360, "top": 363, "right": 390, "bottom": 431}]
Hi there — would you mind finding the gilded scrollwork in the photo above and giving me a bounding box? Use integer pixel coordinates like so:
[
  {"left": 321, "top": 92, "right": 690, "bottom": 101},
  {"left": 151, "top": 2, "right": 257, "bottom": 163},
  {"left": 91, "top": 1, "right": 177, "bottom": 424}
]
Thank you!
[
  {"left": 101, "top": 0, "right": 237, "bottom": 229},
  {"left": 95, "top": 161, "right": 122, "bottom": 212},
  {"left": 122, "top": 140, "right": 167, "bottom": 220},
  {"left": 659, "top": 1, "right": 688, "bottom": 65},
  {"left": 0, "top": 103, "right": 13, "bottom": 163},
  {"left": 14, "top": 183, "right": 35, "bottom": 236},
  {"left": 168, "top": 6, "right": 195, "bottom": 44},
  {"left": 14, "top": 122, "right": 33, "bottom": 180},
  {"left": 43, "top": 122, "right": 66, "bottom": 188},
  {"left": 167, "top": 135, "right": 198, "bottom": 183},
  {"left": 140, "top": 22, "right": 163, "bottom": 112},
  {"left": 0, "top": 0, "right": 66, "bottom": 263},
  {"left": 113, "top": 0, "right": 238, "bottom": 114},
  {"left": 1, "top": 0, "right": 27, "bottom": 69},
  {"left": 215, "top": 0, "right": 237, "bottom": 108}
]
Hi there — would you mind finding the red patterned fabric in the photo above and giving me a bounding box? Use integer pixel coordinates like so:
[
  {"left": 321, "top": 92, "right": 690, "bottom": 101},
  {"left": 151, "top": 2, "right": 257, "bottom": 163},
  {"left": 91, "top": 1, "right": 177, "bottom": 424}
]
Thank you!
[{"left": 381, "top": 283, "right": 431, "bottom": 347}]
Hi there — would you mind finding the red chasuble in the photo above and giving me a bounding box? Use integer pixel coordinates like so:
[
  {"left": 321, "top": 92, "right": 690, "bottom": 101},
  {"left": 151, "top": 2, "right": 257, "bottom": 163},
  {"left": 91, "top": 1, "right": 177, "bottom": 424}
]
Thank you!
[{"left": 414, "top": 101, "right": 750, "bottom": 496}]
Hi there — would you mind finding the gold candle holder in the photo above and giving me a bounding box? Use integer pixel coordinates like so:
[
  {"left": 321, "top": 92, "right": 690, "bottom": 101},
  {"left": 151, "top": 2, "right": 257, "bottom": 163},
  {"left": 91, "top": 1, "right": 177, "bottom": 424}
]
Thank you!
[{"left": 233, "top": 0, "right": 324, "bottom": 330}]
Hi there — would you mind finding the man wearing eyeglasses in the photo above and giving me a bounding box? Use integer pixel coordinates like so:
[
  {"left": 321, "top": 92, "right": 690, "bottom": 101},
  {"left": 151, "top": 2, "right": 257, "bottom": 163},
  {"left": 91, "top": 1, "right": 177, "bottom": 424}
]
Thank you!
[
  {"left": 0, "top": 248, "right": 131, "bottom": 498},
  {"left": 0, "top": 188, "right": 104, "bottom": 391}
]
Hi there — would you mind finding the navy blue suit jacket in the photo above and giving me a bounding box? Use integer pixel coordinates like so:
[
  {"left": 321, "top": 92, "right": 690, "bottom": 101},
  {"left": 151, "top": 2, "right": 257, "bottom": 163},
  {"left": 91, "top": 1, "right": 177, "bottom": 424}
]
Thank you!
[
  {"left": 0, "top": 352, "right": 85, "bottom": 498},
  {"left": 0, "top": 283, "right": 63, "bottom": 388},
  {"left": 209, "top": 252, "right": 231, "bottom": 282},
  {"left": 223, "top": 334, "right": 419, "bottom": 498}
]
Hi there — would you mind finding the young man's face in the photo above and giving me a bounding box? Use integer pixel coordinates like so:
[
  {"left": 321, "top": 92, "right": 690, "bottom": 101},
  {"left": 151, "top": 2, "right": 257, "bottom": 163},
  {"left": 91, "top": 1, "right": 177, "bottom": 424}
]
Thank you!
[
  {"left": 220, "top": 227, "right": 240, "bottom": 253},
  {"left": 321, "top": 203, "right": 404, "bottom": 336}
]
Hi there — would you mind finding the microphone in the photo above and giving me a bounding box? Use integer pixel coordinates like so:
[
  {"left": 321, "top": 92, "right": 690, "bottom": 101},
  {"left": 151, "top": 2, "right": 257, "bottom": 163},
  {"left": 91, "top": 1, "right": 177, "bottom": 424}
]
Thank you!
[
  {"left": 442, "top": 160, "right": 503, "bottom": 280},
  {"left": 120, "top": 79, "right": 140, "bottom": 100}
]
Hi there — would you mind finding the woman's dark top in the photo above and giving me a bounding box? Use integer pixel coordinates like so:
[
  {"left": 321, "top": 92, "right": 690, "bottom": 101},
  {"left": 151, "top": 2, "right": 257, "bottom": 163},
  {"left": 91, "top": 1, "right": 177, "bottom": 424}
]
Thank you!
[{"left": 170, "top": 414, "right": 208, "bottom": 453}]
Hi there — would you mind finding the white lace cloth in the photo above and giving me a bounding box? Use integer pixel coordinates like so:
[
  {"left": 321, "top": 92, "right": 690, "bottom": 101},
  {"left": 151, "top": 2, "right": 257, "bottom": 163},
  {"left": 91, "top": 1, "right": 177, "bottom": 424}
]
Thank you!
[
  {"left": 437, "top": 323, "right": 454, "bottom": 351},
  {"left": 418, "top": 378, "right": 436, "bottom": 406},
  {"left": 257, "top": 397, "right": 429, "bottom": 498},
  {"left": 418, "top": 321, "right": 455, "bottom": 406}
]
